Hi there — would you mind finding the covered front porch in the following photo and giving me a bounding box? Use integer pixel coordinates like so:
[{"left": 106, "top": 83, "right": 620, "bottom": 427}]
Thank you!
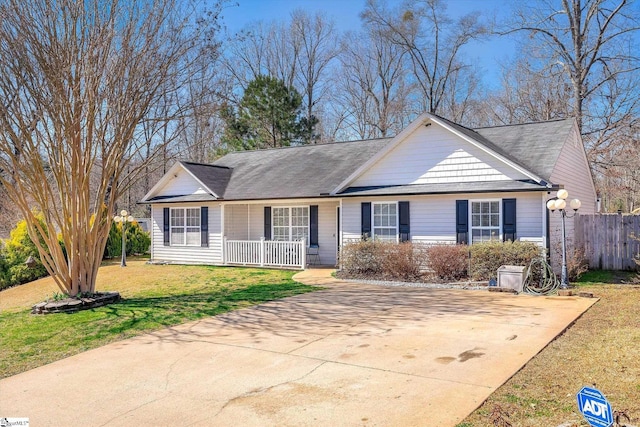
[{"left": 222, "top": 200, "right": 340, "bottom": 269}]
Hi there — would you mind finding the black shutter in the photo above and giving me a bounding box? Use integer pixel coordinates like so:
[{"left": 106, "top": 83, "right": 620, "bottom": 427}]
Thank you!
[
  {"left": 456, "top": 200, "right": 468, "bottom": 244},
  {"left": 163, "top": 207, "right": 170, "bottom": 246},
  {"left": 309, "top": 205, "right": 319, "bottom": 246},
  {"left": 361, "top": 202, "right": 371, "bottom": 239},
  {"left": 398, "top": 201, "right": 410, "bottom": 242},
  {"left": 264, "top": 206, "right": 271, "bottom": 240},
  {"left": 503, "top": 198, "right": 517, "bottom": 242},
  {"left": 201, "top": 207, "right": 209, "bottom": 247}
]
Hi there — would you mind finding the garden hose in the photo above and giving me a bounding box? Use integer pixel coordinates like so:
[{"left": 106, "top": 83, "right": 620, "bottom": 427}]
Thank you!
[{"left": 523, "top": 256, "right": 559, "bottom": 295}]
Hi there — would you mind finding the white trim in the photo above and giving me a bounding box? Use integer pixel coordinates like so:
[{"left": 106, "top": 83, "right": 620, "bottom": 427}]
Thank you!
[
  {"left": 331, "top": 113, "right": 431, "bottom": 195},
  {"left": 428, "top": 116, "right": 544, "bottom": 185},
  {"left": 219, "top": 197, "right": 335, "bottom": 205},
  {"left": 271, "top": 205, "right": 310, "bottom": 245},
  {"left": 330, "top": 112, "right": 545, "bottom": 195},
  {"left": 141, "top": 161, "right": 219, "bottom": 202},
  {"left": 371, "top": 201, "right": 399, "bottom": 243},
  {"left": 468, "top": 199, "right": 502, "bottom": 244},
  {"left": 169, "top": 207, "right": 202, "bottom": 247}
]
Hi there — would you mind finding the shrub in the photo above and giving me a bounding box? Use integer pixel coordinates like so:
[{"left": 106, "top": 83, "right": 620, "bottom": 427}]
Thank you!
[
  {"left": 425, "top": 244, "right": 469, "bottom": 281},
  {"left": 553, "top": 239, "right": 589, "bottom": 281},
  {"left": 379, "top": 242, "right": 428, "bottom": 282},
  {"left": 338, "top": 239, "right": 384, "bottom": 278},
  {"left": 338, "top": 240, "right": 427, "bottom": 282},
  {"left": 104, "top": 220, "right": 150, "bottom": 259},
  {"left": 1, "top": 215, "right": 50, "bottom": 289},
  {"left": 469, "top": 240, "right": 541, "bottom": 281}
]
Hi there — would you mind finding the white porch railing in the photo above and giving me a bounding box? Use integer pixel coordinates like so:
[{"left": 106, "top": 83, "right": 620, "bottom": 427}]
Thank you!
[{"left": 224, "top": 237, "right": 306, "bottom": 269}]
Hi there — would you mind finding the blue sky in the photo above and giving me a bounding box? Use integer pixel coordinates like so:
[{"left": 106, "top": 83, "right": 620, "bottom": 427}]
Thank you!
[{"left": 221, "top": 0, "right": 518, "bottom": 88}]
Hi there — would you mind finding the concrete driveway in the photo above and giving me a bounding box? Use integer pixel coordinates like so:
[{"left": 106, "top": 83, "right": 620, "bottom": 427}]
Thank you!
[{"left": 1, "top": 270, "right": 596, "bottom": 426}]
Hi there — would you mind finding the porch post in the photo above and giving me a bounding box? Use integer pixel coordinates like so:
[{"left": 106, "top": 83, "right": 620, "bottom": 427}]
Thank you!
[
  {"left": 301, "top": 238, "right": 306, "bottom": 269},
  {"left": 222, "top": 236, "right": 227, "bottom": 265},
  {"left": 260, "top": 237, "right": 265, "bottom": 267}
]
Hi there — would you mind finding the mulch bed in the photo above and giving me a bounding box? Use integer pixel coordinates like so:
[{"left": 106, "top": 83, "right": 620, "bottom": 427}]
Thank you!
[{"left": 31, "top": 292, "right": 121, "bottom": 314}]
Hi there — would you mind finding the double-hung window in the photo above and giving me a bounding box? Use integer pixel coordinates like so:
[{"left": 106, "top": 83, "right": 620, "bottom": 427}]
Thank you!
[
  {"left": 272, "top": 207, "right": 309, "bottom": 243},
  {"left": 372, "top": 202, "right": 397, "bottom": 241},
  {"left": 170, "top": 207, "right": 201, "bottom": 246},
  {"left": 471, "top": 201, "right": 500, "bottom": 243}
]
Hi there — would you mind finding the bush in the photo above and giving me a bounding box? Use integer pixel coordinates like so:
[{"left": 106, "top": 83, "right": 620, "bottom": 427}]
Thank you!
[
  {"left": 469, "top": 240, "right": 541, "bottom": 281},
  {"left": 338, "top": 239, "right": 384, "bottom": 278},
  {"left": 1, "top": 215, "right": 50, "bottom": 289},
  {"left": 425, "top": 244, "right": 469, "bottom": 281},
  {"left": 379, "top": 242, "right": 428, "bottom": 282},
  {"left": 338, "top": 240, "right": 427, "bottom": 282},
  {"left": 553, "top": 239, "right": 589, "bottom": 281},
  {"left": 104, "top": 220, "right": 150, "bottom": 259}
]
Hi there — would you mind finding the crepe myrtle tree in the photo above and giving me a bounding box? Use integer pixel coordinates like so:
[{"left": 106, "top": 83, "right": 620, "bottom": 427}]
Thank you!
[{"left": 0, "top": 0, "right": 218, "bottom": 296}]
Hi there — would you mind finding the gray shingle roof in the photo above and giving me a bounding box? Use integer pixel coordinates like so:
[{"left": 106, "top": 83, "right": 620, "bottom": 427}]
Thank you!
[
  {"left": 210, "top": 138, "right": 390, "bottom": 200},
  {"left": 475, "top": 119, "right": 574, "bottom": 181},
  {"left": 154, "top": 117, "right": 575, "bottom": 202},
  {"left": 181, "top": 162, "right": 233, "bottom": 198}
]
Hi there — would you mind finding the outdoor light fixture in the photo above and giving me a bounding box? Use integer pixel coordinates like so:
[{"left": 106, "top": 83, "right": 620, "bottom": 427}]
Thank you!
[
  {"left": 547, "top": 189, "right": 581, "bottom": 288},
  {"left": 113, "top": 209, "right": 135, "bottom": 267}
]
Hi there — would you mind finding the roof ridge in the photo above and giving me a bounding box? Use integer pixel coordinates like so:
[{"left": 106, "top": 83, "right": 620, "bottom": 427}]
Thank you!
[
  {"left": 474, "top": 117, "right": 574, "bottom": 130},
  {"left": 222, "top": 137, "right": 394, "bottom": 155},
  {"left": 181, "top": 161, "right": 232, "bottom": 169}
]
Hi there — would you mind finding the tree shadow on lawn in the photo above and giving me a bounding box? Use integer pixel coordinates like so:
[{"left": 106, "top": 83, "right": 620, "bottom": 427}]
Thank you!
[{"left": 97, "top": 282, "right": 318, "bottom": 334}]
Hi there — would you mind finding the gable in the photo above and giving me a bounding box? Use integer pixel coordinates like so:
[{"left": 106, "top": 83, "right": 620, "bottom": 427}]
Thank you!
[
  {"left": 549, "top": 123, "right": 597, "bottom": 213},
  {"left": 161, "top": 167, "right": 211, "bottom": 196},
  {"left": 142, "top": 162, "right": 216, "bottom": 203},
  {"left": 351, "top": 121, "right": 530, "bottom": 188}
]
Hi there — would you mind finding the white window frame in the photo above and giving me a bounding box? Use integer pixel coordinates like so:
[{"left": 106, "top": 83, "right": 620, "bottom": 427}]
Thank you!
[
  {"left": 272, "top": 206, "right": 309, "bottom": 244},
  {"left": 170, "top": 207, "right": 201, "bottom": 246},
  {"left": 469, "top": 199, "right": 501, "bottom": 244},
  {"left": 372, "top": 201, "right": 398, "bottom": 242}
]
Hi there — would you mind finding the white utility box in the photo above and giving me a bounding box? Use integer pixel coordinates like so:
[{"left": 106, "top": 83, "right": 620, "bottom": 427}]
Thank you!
[{"left": 497, "top": 265, "right": 526, "bottom": 293}]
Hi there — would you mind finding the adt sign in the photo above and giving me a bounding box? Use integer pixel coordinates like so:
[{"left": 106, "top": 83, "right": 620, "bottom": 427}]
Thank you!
[{"left": 577, "top": 386, "right": 613, "bottom": 427}]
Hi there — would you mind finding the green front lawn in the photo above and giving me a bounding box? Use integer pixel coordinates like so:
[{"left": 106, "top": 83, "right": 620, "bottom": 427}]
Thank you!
[{"left": 0, "top": 260, "right": 318, "bottom": 378}]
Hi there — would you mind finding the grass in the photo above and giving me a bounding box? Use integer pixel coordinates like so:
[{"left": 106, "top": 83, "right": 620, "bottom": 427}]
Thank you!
[
  {"left": 0, "top": 259, "right": 318, "bottom": 379},
  {"left": 460, "top": 271, "right": 640, "bottom": 426}
]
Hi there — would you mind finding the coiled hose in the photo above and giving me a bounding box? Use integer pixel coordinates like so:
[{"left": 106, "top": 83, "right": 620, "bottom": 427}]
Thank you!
[{"left": 523, "top": 256, "right": 560, "bottom": 295}]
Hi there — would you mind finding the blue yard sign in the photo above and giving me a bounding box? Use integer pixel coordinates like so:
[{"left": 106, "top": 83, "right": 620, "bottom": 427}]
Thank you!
[{"left": 577, "top": 386, "right": 613, "bottom": 427}]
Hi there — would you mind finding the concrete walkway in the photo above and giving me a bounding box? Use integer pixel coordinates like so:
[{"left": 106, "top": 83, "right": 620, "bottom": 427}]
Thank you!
[{"left": 0, "top": 270, "right": 597, "bottom": 426}]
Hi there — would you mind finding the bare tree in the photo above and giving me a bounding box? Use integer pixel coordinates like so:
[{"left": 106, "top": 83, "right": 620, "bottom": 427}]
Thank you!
[
  {"left": 505, "top": 0, "right": 640, "bottom": 211},
  {"left": 486, "top": 58, "right": 574, "bottom": 126},
  {"left": 0, "top": 0, "right": 215, "bottom": 296},
  {"left": 291, "top": 10, "right": 339, "bottom": 143},
  {"left": 336, "top": 28, "right": 410, "bottom": 139},
  {"left": 506, "top": 0, "right": 639, "bottom": 134},
  {"left": 361, "top": 0, "right": 488, "bottom": 116}
]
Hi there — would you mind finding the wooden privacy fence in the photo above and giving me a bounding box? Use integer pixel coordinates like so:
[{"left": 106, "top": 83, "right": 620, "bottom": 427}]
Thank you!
[{"left": 575, "top": 214, "right": 640, "bottom": 270}]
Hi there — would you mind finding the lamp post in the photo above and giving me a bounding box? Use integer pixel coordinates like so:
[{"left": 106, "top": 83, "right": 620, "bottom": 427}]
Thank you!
[
  {"left": 546, "top": 189, "right": 581, "bottom": 289},
  {"left": 113, "top": 209, "right": 134, "bottom": 267}
]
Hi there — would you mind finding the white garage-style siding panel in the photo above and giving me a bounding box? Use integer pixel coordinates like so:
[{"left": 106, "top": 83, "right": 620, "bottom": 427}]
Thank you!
[
  {"left": 341, "top": 192, "right": 545, "bottom": 246},
  {"left": 150, "top": 203, "right": 222, "bottom": 265},
  {"left": 352, "top": 123, "right": 529, "bottom": 187}
]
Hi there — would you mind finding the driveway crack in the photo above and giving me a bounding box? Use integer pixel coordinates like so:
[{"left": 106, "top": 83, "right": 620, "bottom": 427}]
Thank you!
[{"left": 213, "top": 360, "right": 327, "bottom": 419}]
